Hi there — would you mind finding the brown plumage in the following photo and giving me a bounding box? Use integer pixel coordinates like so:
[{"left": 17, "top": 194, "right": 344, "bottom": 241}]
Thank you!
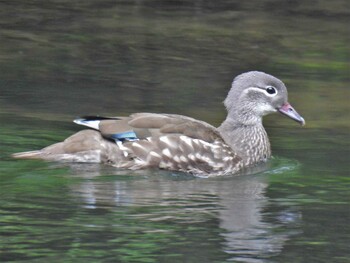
[{"left": 13, "top": 71, "right": 305, "bottom": 176}]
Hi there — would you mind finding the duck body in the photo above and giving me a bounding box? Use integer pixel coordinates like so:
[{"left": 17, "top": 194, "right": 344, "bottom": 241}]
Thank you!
[
  {"left": 15, "top": 113, "right": 245, "bottom": 176},
  {"left": 13, "top": 71, "right": 305, "bottom": 176}
]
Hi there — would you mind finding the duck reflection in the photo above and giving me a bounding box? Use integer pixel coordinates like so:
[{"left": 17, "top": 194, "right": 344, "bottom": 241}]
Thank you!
[{"left": 67, "top": 163, "right": 301, "bottom": 261}]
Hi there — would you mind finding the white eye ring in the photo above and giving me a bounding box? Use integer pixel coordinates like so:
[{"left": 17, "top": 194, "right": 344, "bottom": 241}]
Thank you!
[{"left": 265, "top": 86, "right": 278, "bottom": 96}]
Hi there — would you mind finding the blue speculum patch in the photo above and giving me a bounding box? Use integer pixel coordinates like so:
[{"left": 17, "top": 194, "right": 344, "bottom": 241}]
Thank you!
[{"left": 110, "top": 131, "right": 138, "bottom": 142}]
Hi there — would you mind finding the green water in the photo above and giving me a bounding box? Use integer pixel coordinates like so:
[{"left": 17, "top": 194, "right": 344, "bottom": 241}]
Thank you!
[{"left": 1, "top": 1, "right": 349, "bottom": 262}]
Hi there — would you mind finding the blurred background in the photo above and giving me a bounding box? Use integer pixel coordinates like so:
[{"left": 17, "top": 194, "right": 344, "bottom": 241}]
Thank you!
[{"left": 1, "top": 0, "right": 349, "bottom": 126}]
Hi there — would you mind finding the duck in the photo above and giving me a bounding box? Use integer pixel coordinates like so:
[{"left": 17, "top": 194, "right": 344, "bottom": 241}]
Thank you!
[{"left": 13, "top": 71, "right": 305, "bottom": 176}]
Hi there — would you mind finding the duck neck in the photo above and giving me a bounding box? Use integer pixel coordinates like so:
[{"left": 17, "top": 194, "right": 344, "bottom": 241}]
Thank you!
[{"left": 218, "top": 117, "right": 271, "bottom": 166}]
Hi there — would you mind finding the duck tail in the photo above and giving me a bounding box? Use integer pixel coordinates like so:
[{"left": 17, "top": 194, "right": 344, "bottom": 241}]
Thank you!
[{"left": 12, "top": 150, "right": 43, "bottom": 159}]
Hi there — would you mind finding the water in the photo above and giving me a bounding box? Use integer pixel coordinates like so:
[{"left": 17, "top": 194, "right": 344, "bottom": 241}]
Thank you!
[{"left": 1, "top": 1, "right": 349, "bottom": 262}]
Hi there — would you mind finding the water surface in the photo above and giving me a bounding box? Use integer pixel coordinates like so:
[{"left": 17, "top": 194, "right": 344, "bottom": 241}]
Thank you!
[{"left": 0, "top": 1, "right": 349, "bottom": 262}]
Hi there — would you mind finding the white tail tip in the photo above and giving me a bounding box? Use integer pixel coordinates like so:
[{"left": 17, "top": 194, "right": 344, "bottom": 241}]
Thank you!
[{"left": 12, "top": 150, "right": 42, "bottom": 159}]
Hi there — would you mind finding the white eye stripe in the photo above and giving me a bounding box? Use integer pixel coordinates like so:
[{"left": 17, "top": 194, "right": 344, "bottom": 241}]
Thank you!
[{"left": 246, "top": 86, "right": 278, "bottom": 97}]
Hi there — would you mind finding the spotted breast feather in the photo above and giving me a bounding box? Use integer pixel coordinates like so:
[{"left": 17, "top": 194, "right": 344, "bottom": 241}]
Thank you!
[{"left": 74, "top": 113, "right": 243, "bottom": 175}]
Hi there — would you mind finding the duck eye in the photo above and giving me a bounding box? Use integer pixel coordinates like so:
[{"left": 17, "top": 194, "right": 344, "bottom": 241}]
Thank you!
[{"left": 266, "top": 86, "right": 277, "bottom": 95}]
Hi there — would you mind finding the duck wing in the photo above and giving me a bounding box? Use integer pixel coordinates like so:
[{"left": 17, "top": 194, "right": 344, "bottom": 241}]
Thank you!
[{"left": 74, "top": 113, "right": 224, "bottom": 144}]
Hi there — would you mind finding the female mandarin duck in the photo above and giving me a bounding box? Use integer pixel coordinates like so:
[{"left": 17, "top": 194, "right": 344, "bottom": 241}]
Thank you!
[{"left": 14, "top": 71, "right": 305, "bottom": 176}]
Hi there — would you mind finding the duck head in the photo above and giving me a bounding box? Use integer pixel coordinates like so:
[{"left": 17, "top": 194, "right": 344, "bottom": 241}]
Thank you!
[{"left": 224, "top": 71, "right": 305, "bottom": 126}]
